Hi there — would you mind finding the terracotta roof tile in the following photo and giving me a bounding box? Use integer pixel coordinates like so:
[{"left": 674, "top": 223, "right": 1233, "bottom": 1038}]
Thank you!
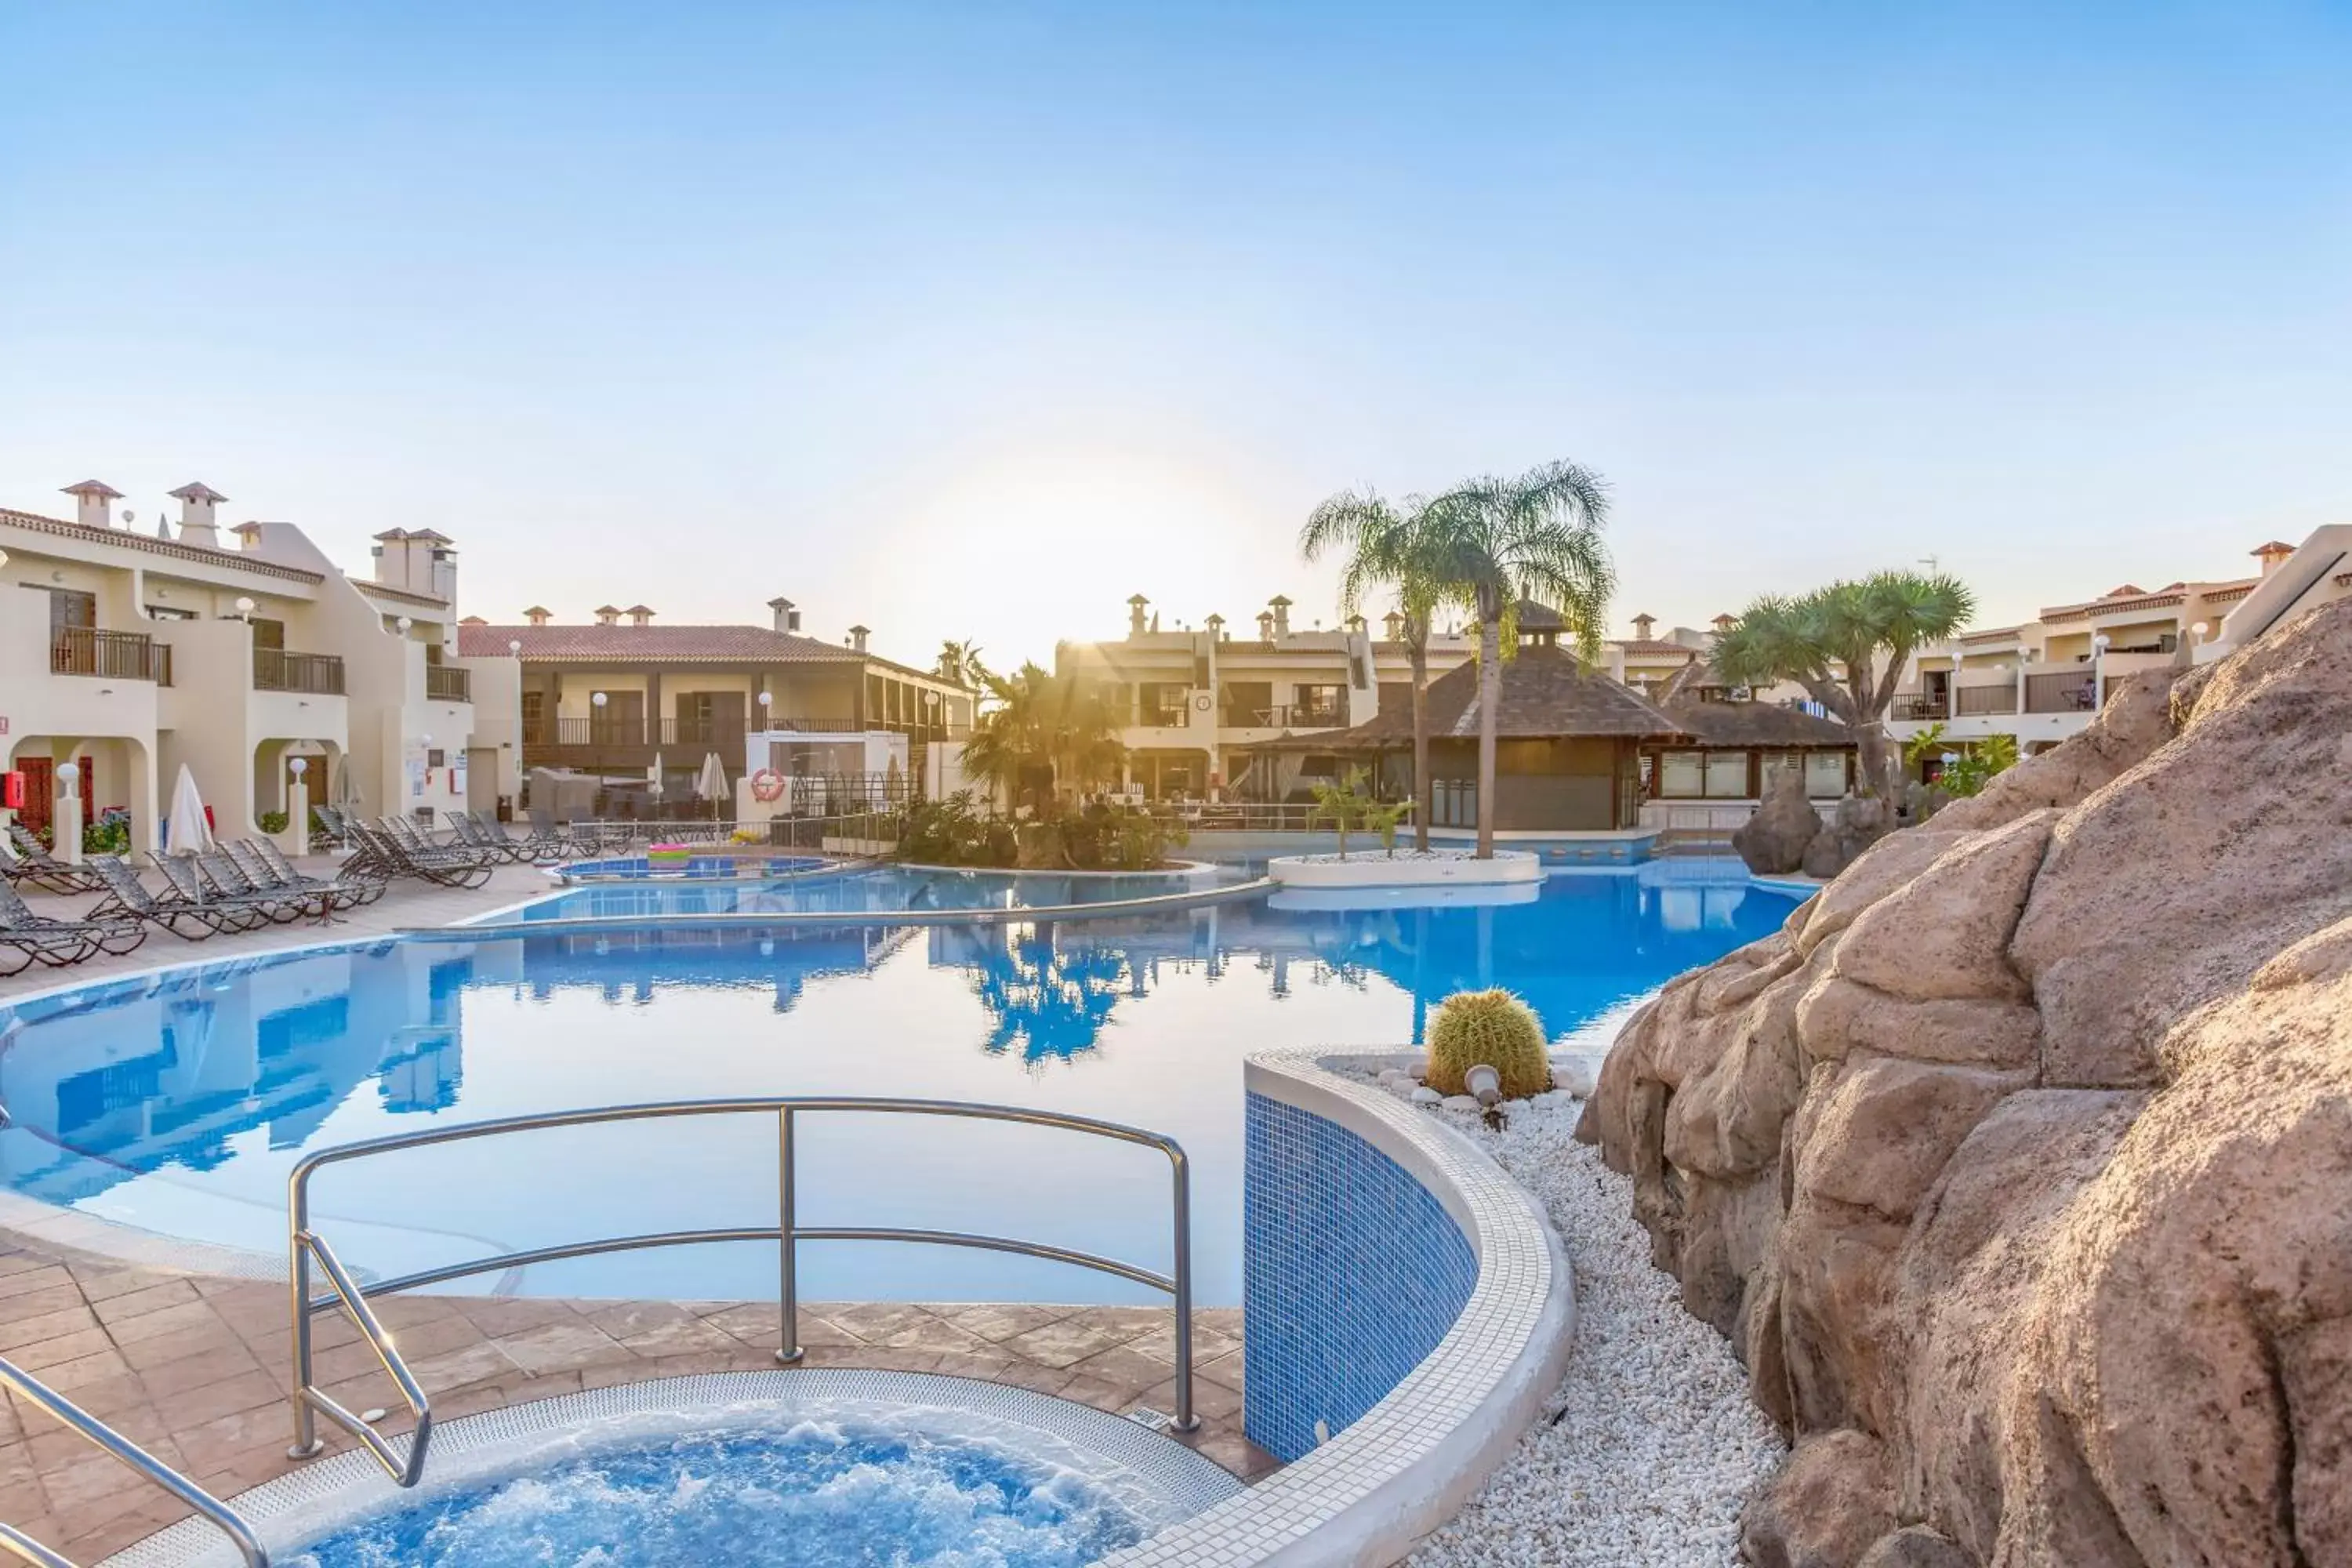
[
  {"left": 458, "top": 622, "right": 946, "bottom": 684},
  {"left": 0, "top": 505, "right": 323, "bottom": 583}
]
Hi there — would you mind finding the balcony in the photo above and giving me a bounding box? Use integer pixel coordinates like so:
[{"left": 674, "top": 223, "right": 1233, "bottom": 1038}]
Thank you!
[
  {"left": 1893, "top": 695, "right": 1948, "bottom": 721},
  {"left": 1223, "top": 702, "right": 1346, "bottom": 730},
  {"left": 2024, "top": 672, "right": 2099, "bottom": 714},
  {"left": 50, "top": 627, "right": 170, "bottom": 684},
  {"left": 252, "top": 648, "right": 347, "bottom": 695},
  {"left": 425, "top": 665, "right": 472, "bottom": 702},
  {"left": 1955, "top": 684, "right": 2017, "bottom": 717}
]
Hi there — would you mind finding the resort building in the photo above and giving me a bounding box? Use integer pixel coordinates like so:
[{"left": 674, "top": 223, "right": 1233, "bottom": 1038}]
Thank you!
[
  {"left": 456, "top": 598, "right": 975, "bottom": 807},
  {"left": 0, "top": 481, "right": 516, "bottom": 855},
  {"left": 1237, "top": 608, "right": 1686, "bottom": 833},
  {"left": 1883, "top": 535, "right": 2332, "bottom": 757},
  {"left": 1055, "top": 594, "right": 1754, "bottom": 803}
]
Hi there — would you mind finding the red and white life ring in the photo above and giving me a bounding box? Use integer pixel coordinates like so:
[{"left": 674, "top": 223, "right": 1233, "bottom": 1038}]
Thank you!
[{"left": 750, "top": 769, "right": 786, "bottom": 802}]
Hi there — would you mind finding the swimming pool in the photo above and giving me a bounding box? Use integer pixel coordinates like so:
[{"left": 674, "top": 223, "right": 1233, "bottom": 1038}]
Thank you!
[
  {"left": 0, "top": 863, "right": 1795, "bottom": 1305},
  {"left": 517, "top": 863, "right": 1238, "bottom": 920}
]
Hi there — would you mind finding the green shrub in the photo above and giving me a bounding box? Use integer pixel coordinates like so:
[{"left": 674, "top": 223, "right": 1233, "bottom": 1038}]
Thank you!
[
  {"left": 258, "top": 810, "right": 291, "bottom": 834},
  {"left": 1424, "top": 989, "right": 1552, "bottom": 1099},
  {"left": 82, "top": 810, "right": 131, "bottom": 856},
  {"left": 898, "top": 792, "right": 1018, "bottom": 866}
]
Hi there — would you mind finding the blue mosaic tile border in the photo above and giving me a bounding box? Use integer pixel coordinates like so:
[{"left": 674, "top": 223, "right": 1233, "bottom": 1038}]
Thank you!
[{"left": 1242, "top": 1091, "right": 1478, "bottom": 1462}]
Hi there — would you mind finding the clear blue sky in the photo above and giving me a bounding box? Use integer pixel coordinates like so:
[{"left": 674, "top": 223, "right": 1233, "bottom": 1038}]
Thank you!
[{"left": 3, "top": 2, "right": 2346, "bottom": 669}]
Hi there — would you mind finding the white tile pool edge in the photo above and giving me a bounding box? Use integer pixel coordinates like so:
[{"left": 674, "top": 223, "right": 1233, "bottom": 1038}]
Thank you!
[
  {"left": 1099, "top": 1048, "right": 1578, "bottom": 1568},
  {"left": 101, "top": 1370, "right": 1248, "bottom": 1566}
]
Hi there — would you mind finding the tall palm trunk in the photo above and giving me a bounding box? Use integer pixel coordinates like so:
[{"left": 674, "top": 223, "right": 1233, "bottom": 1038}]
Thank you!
[
  {"left": 1475, "top": 591, "right": 1501, "bottom": 859},
  {"left": 1406, "top": 613, "right": 1431, "bottom": 853}
]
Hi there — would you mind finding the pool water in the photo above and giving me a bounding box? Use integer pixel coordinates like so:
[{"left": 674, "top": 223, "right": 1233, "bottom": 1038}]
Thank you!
[
  {"left": 289, "top": 1421, "right": 1155, "bottom": 1567},
  {"left": 0, "top": 864, "right": 1795, "bottom": 1305},
  {"left": 519, "top": 864, "right": 1235, "bottom": 920}
]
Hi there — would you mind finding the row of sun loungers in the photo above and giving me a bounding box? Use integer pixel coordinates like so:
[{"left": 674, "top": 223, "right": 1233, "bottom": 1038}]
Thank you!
[{"left": 1, "top": 807, "right": 663, "bottom": 975}]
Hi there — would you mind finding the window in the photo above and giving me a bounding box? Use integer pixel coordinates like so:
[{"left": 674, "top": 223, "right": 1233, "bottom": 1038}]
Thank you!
[
  {"left": 1805, "top": 752, "right": 1849, "bottom": 797},
  {"left": 1657, "top": 750, "right": 1705, "bottom": 797},
  {"left": 1293, "top": 684, "right": 1345, "bottom": 724},
  {"left": 426, "top": 749, "right": 446, "bottom": 768},
  {"left": 1703, "top": 751, "right": 1750, "bottom": 797},
  {"left": 250, "top": 617, "right": 285, "bottom": 652},
  {"left": 521, "top": 691, "right": 545, "bottom": 735},
  {"left": 146, "top": 605, "right": 197, "bottom": 622},
  {"left": 1138, "top": 682, "right": 1187, "bottom": 726}
]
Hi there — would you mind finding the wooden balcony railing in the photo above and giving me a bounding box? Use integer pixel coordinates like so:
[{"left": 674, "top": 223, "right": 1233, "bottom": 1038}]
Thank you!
[
  {"left": 2024, "top": 672, "right": 2098, "bottom": 714},
  {"left": 1955, "top": 684, "right": 2018, "bottom": 717},
  {"left": 49, "top": 627, "right": 170, "bottom": 684},
  {"left": 425, "top": 665, "right": 472, "bottom": 702},
  {"left": 1893, "top": 695, "right": 1948, "bottom": 721},
  {"left": 253, "top": 648, "right": 347, "bottom": 695}
]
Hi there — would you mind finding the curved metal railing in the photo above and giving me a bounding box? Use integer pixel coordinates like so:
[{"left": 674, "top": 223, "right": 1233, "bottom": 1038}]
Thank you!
[
  {"left": 0, "top": 1356, "right": 267, "bottom": 1566},
  {"left": 287, "top": 1097, "right": 1196, "bottom": 1485}
]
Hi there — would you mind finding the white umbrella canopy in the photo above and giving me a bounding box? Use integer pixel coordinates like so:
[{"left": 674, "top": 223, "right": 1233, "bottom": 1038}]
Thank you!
[
  {"left": 695, "top": 752, "right": 728, "bottom": 818},
  {"left": 163, "top": 764, "right": 214, "bottom": 857}
]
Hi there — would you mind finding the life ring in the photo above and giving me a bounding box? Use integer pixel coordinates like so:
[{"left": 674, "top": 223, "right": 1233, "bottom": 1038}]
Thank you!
[{"left": 750, "top": 769, "right": 786, "bottom": 802}]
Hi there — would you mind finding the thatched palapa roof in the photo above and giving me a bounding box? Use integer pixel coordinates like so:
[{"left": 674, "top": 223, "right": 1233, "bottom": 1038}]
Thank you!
[{"left": 1653, "top": 659, "right": 1857, "bottom": 749}]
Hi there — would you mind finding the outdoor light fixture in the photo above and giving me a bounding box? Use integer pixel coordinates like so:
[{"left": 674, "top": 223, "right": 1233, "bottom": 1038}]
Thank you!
[
  {"left": 235, "top": 596, "right": 256, "bottom": 617},
  {"left": 509, "top": 640, "right": 522, "bottom": 655},
  {"left": 592, "top": 691, "right": 608, "bottom": 707},
  {"left": 290, "top": 757, "right": 308, "bottom": 777},
  {"left": 397, "top": 615, "right": 413, "bottom": 633},
  {"left": 56, "top": 762, "right": 78, "bottom": 786}
]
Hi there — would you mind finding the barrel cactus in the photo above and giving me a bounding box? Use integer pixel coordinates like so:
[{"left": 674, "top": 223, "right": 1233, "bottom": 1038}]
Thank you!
[{"left": 1424, "top": 989, "right": 1552, "bottom": 1099}]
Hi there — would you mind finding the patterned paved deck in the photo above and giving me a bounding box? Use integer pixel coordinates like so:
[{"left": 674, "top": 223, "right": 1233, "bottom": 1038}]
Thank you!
[{"left": 0, "top": 1240, "right": 1263, "bottom": 1560}]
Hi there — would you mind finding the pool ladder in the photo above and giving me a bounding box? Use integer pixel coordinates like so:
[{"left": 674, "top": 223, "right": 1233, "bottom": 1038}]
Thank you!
[
  {"left": 0, "top": 1356, "right": 267, "bottom": 1567},
  {"left": 288, "top": 1096, "right": 1200, "bottom": 1487}
]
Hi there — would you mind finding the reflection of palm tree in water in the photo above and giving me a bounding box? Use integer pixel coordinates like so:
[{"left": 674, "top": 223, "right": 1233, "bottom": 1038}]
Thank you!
[{"left": 965, "top": 927, "right": 1131, "bottom": 1067}]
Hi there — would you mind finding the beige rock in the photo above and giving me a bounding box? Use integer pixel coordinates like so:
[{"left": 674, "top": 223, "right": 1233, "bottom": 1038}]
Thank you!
[{"left": 1582, "top": 597, "right": 2352, "bottom": 1566}]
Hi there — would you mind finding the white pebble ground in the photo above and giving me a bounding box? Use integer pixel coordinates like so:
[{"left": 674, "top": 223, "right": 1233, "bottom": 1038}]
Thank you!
[{"left": 1385, "top": 1083, "right": 1788, "bottom": 1567}]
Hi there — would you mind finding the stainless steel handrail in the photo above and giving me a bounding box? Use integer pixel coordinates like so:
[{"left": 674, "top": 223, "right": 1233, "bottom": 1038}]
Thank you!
[
  {"left": 287, "top": 1096, "right": 1197, "bottom": 1484},
  {"left": 0, "top": 1356, "right": 269, "bottom": 1567}
]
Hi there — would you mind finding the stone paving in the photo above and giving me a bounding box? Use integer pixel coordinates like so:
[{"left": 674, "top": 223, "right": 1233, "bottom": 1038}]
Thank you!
[
  {"left": 0, "top": 862, "right": 1273, "bottom": 1562},
  {"left": 0, "top": 1240, "right": 1263, "bottom": 1560}
]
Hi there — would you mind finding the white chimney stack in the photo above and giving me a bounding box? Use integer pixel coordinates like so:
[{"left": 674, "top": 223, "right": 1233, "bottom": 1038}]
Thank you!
[
  {"left": 768, "top": 597, "right": 801, "bottom": 633},
  {"left": 168, "top": 481, "right": 228, "bottom": 549},
  {"left": 61, "top": 480, "right": 123, "bottom": 529},
  {"left": 848, "top": 623, "right": 871, "bottom": 653},
  {"left": 1269, "top": 594, "right": 1292, "bottom": 638},
  {"left": 1127, "top": 594, "right": 1149, "bottom": 637}
]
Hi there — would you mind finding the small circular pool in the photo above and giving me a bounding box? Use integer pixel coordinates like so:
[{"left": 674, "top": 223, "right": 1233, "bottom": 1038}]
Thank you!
[{"left": 110, "top": 1374, "right": 1243, "bottom": 1568}]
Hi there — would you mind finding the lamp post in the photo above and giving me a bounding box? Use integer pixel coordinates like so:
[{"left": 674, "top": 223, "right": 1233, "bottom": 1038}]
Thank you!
[
  {"left": 2090, "top": 633, "right": 2111, "bottom": 710},
  {"left": 53, "top": 760, "right": 84, "bottom": 865},
  {"left": 284, "top": 755, "right": 310, "bottom": 856}
]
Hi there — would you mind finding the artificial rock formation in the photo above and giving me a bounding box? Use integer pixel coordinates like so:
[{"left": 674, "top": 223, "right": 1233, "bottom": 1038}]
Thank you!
[
  {"left": 1735, "top": 768, "right": 1822, "bottom": 875},
  {"left": 1578, "top": 598, "right": 2352, "bottom": 1567}
]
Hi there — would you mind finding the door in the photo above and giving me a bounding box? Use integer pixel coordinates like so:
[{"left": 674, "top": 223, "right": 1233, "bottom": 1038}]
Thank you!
[
  {"left": 18, "top": 757, "right": 53, "bottom": 837},
  {"left": 592, "top": 691, "right": 644, "bottom": 744},
  {"left": 47, "top": 589, "right": 96, "bottom": 673}
]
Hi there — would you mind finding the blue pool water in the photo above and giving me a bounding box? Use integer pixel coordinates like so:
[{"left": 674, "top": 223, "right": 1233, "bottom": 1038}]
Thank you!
[
  {"left": 0, "top": 863, "right": 1795, "bottom": 1305},
  {"left": 521, "top": 864, "right": 1234, "bottom": 920},
  {"left": 291, "top": 1422, "right": 1153, "bottom": 1566},
  {"left": 562, "top": 854, "right": 833, "bottom": 880}
]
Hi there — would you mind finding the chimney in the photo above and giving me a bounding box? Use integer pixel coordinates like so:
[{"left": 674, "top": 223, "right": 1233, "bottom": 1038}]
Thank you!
[
  {"left": 524, "top": 605, "right": 552, "bottom": 627},
  {"left": 61, "top": 480, "right": 122, "bottom": 529},
  {"left": 848, "top": 623, "right": 871, "bottom": 653},
  {"left": 1205, "top": 612, "right": 1226, "bottom": 641},
  {"left": 168, "top": 481, "right": 228, "bottom": 549},
  {"left": 594, "top": 604, "right": 621, "bottom": 626},
  {"left": 626, "top": 604, "right": 655, "bottom": 626},
  {"left": 1382, "top": 609, "right": 1404, "bottom": 641},
  {"left": 768, "top": 597, "right": 801, "bottom": 633},
  {"left": 1710, "top": 613, "right": 1737, "bottom": 641},
  {"left": 1127, "top": 594, "right": 1149, "bottom": 637},
  {"left": 460, "top": 615, "right": 488, "bottom": 626},
  {"left": 1268, "top": 594, "right": 1292, "bottom": 638},
  {"left": 2251, "top": 540, "right": 2296, "bottom": 577},
  {"left": 1632, "top": 612, "right": 1657, "bottom": 641}
]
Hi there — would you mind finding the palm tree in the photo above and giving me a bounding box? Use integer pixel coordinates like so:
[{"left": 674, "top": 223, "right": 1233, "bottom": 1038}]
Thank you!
[
  {"left": 1414, "top": 461, "right": 1617, "bottom": 858},
  {"left": 960, "top": 662, "right": 1127, "bottom": 815},
  {"left": 1711, "top": 570, "right": 1976, "bottom": 801},
  {"left": 937, "top": 638, "right": 991, "bottom": 691},
  {"left": 1300, "top": 488, "right": 1446, "bottom": 851}
]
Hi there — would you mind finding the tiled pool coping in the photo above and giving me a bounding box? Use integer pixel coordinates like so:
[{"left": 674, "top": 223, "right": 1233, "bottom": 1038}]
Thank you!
[
  {"left": 1099, "top": 1049, "right": 1578, "bottom": 1567},
  {"left": 103, "top": 1370, "right": 1247, "bottom": 1566}
]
